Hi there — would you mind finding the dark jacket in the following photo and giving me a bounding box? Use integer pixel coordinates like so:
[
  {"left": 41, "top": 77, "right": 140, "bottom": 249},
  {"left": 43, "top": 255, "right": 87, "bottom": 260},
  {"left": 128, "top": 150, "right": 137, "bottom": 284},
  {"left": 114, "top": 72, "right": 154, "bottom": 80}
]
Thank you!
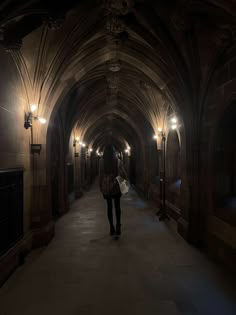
[{"left": 99, "top": 158, "right": 126, "bottom": 198}]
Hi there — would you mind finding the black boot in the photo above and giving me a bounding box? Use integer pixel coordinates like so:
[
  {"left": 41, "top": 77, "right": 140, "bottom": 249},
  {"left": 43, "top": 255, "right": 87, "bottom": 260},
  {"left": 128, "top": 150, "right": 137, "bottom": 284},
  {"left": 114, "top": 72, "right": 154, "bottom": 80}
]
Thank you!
[
  {"left": 110, "top": 225, "right": 115, "bottom": 236},
  {"left": 116, "top": 224, "right": 121, "bottom": 236}
]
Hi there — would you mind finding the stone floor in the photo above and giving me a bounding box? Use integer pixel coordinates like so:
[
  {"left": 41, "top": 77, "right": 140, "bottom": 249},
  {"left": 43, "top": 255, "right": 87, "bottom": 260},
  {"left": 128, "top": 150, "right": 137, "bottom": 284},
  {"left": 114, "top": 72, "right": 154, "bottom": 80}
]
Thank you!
[{"left": 0, "top": 184, "right": 236, "bottom": 315}]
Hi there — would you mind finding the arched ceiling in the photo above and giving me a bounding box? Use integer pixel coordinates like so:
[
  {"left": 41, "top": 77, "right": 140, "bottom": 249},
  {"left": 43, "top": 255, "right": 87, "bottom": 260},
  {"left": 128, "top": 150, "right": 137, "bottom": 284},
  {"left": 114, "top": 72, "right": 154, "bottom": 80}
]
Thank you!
[{"left": 1, "top": 0, "right": 236, "bottom": 152}]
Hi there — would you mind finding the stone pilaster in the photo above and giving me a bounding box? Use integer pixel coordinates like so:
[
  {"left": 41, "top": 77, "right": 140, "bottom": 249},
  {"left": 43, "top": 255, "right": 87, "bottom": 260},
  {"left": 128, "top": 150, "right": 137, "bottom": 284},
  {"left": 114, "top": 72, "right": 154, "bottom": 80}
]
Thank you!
[
  {"left": 74, "top": 152, "right": 83, "bottom": 198},
  {"left": 30, "top": 144, "right": 55, "bottom": 247}
]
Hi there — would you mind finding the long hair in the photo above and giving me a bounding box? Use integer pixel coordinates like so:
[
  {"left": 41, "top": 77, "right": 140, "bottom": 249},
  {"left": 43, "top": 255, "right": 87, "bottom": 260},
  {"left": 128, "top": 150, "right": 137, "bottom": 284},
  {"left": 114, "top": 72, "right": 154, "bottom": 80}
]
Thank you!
[{"left": 103, "top": 144, "right": 118, "bottom": 175}]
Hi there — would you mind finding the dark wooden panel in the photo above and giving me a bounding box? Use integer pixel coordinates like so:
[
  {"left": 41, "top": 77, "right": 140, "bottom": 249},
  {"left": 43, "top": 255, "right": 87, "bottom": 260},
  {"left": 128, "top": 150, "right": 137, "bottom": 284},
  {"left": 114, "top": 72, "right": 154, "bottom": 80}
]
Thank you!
[{"left": 0, "top": 168, "right": 23, "bottom": 256}]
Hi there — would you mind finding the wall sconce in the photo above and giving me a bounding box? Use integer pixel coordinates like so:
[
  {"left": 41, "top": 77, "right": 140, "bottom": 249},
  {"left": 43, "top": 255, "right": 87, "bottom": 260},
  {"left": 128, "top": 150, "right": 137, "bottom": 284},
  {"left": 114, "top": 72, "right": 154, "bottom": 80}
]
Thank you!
[
  {"left": 73, "top": 136, "right": 80, "bottom": 147},
  {"left": 170, "top": 117, "right": 177, "bottom": 130},
  {"left": 96, "top": 150, "right": 102, "bottom": 157},
  {"left": 79, "top": 142, "right": 86, "bottom": 147},
  {"left": 125, "top": 146, "right": 131, "bottom": 156},
  {"left": 31, "top": 144, "right": 42, "bottom": 154},
  {"left": 152, "top": 117, "right": 178, "bottom": 221},
  {"left": 153, "top": 128, "right": 163, "bottom": 139},
  {"left": 73, "top": 137, "right": 86, "bottom": 152},
  {"left": 87, "top": 148, "right": 93, "bottom": 158},
  {"left": 24, "top": 104, "right": 46, "bottom": 129},
  {"left": 153, "top": 118, "right": 178, "bottom": 139}
]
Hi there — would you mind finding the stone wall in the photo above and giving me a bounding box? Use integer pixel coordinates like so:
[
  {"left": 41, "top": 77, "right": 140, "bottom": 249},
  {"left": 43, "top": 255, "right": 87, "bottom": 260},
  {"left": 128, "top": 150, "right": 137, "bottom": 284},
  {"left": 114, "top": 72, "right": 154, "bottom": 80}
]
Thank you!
[{"left": 200, "top": 43, "right": 236, "bottom": 269}]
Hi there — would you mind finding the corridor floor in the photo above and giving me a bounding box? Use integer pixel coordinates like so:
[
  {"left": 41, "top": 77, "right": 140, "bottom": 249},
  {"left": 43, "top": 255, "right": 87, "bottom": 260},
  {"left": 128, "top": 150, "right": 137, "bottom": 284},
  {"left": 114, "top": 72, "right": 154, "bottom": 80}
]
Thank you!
[{"left": 0, "top": 185, "right": 236, "bottom": 315}]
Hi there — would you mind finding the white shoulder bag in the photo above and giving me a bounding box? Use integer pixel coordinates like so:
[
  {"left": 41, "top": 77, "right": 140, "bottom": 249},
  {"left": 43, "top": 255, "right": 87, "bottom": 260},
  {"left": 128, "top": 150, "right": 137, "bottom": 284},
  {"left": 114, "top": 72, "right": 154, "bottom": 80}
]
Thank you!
[
  {"left": 116, "top": 159, "right": 129, "bottom": 194},
  {"left": 116, "top": 176, "right": 129, "bottom": 194}
]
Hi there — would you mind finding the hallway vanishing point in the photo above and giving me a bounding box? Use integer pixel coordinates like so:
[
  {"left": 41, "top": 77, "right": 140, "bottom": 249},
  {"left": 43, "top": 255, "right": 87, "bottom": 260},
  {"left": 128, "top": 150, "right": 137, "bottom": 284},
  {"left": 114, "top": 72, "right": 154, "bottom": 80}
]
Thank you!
[{"left": 0, "top": 183, "right": 235, "bottom": 315}]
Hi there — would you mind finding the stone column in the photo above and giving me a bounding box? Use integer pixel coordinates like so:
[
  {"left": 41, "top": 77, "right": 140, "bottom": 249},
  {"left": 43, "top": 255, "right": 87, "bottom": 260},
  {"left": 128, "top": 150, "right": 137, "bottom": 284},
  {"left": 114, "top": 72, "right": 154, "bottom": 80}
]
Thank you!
[
  {"left": 30, "top": 142, "right": 54, "bottom": 247},
  {"left": 177, "top": 127, "right": 204, "bottom": 246},
  {"left": 74, "top": 150, "right": 83, "bottom": 198},
  {"left": 157, "top": 149, "right": 163, "bottom": 210}
]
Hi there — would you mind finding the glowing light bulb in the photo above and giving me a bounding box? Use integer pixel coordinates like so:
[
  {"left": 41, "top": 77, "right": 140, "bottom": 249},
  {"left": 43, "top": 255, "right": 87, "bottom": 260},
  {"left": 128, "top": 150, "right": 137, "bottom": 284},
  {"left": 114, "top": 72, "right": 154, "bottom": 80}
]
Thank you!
[
  {"left": 38, "top": 117, "right": 46, "bottom": 124},
  {"left": 153, "top": 135, "right": 158, "bottom": 139},
  {"left": 171, "top": 117, "right": 177, "bottom": 124},
  {"left": 30, "top": 104, "right": 37, "bottom": 112},
  {"left": 171, "top": 124, "right": 177, "bottom": 130},
  {"left": 75, "top": 136, "right": 80, "bottom": 141},
  {"left": 158, "top": 127, "right": 162, "bottom": 132}
]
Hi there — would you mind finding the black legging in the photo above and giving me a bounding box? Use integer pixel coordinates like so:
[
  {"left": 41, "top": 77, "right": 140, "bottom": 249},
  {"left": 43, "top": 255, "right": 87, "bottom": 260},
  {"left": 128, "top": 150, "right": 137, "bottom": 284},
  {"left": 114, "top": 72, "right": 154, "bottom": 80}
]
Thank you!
[{"left": 106, "top": 196, "right": 121, "bottom": 226}]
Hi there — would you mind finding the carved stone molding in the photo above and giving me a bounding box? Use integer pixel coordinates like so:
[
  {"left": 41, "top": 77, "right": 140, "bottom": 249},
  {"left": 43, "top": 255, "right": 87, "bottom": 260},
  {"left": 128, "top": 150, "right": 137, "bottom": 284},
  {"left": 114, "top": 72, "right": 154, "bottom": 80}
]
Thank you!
[
  {"left": 106, "top": 59, "right": 120, "bottom": 106},
  {"left": 104, "top": 0, "right": 130, "bottom": 48},
  {"left": 106, "top": 72, "right": 120, "bottom": 89},
  {"left": 107, "top": 58, "right": 121, "bottom": 72},
  {"left": 170, "top": 1, "right": 193, "bottom": 31},
  {"left": 107, "top": 90, "right": 118, "bottom": 106},
  {"left": 214, "top": 24, "right": 236, "bottom": 48},
  {"left": 0, "top": 28, "right": 4, "bottom": 41},
  {"left": 106, "top": 13, "right": 126, "bottom": 34},
  {"left": 102, "top": 0, "right": 135, "bottom": 15},
  {"left": 171, "top": 14, "right": 191, "bottom": 32},
  {"left": 2, "top": 37, "right": 22, "bottom": 52},
  {"left": 43, "top": 14, "right": 64, "bottom": 30},
  {"left": 139, "top": 80, "right": 152, "bottom": 90},
  {"left": 106, "top": 32, "right": 122, "bottom": 48}
]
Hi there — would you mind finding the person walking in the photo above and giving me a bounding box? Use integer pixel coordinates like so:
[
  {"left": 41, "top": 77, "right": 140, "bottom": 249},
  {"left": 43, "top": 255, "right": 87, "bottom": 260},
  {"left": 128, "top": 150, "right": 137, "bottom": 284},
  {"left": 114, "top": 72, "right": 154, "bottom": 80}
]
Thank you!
[{"left": 99, "top": 144, "right": 126, "bottom": 236}]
